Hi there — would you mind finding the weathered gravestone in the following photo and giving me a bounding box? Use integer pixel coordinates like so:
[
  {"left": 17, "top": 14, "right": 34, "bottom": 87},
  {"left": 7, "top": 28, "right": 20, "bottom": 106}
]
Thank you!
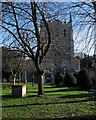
[{"left": 12, "top": 85, "right": 26, "bottom": 97}]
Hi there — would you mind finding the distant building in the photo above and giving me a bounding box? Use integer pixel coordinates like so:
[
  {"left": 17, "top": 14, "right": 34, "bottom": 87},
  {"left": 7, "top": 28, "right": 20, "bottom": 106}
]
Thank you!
[
  {"left": 40, "top": 14, "right": 80, "bottom": 76},
  {"left": 2, "top": 15, "right": 81, "bottom": 84}
]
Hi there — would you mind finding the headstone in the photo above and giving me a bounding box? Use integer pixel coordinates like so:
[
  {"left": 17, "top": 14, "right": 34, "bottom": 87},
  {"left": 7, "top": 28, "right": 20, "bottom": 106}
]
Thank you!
[{"left": 12, "top": 85, "right": 26, "bottom": 97}]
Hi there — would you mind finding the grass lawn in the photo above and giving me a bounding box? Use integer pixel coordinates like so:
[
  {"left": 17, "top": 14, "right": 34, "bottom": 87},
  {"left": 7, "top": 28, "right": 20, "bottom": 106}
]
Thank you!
[{"left": 1, "top": 84, "right": 96, "bottom": 119}]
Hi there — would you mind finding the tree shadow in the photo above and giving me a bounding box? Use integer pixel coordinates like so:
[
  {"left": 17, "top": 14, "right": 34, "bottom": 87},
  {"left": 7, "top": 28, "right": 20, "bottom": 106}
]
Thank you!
[
  {"left": 44, "top": 88, "right": 78, "bottom": 93},
  {"left": 26, "top": 95, "right": 38, "bottom": 98},
  {"left": 44, "top": 86, "right": 79, "bottom": 89},
  {"left": 27, "top": 91, "right": 38, "bottom": 93},
  {"left": 2, "top": 115, "right": 96, "bottom": 120},
  {"left": 2, "top": 94, "right": 13, "bottom": 99},
  {"left": 59, "top": 92, "right": 95, "bottom": 99},
  {"left": 39, "top": 115, "right": 96, "bottom": 120},
  {"left": 2, "top": 97, "right": 96, "bottom": 109},
  {"left": 2, "top": 94, "right": 27, "bottom": 99},
  {"left": 2, "top": 94, "right": 36, "bottom": 99},
  {"left": 44, "top": 86, "right": 64, "bottom": 89},
  {"left": 27, "top": 87, "right": 77, "bottom": 94}
]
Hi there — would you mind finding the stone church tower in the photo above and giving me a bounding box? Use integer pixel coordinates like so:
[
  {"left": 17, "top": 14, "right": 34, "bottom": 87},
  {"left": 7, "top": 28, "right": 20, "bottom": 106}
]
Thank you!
[{"left": 40, "top": 15, "right": 80, "bottom": 74}]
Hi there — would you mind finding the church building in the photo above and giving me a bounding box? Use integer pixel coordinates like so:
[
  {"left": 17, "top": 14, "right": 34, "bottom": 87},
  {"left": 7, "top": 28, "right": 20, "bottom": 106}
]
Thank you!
[{"left": 40, "top": 14, "right": 80, "bottom": 77}]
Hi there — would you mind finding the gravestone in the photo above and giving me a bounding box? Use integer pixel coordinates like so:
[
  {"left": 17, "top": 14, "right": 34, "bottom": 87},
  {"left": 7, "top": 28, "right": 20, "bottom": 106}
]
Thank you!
[{"left": 12, "top": 85, "right": 26, "bottom": 97}]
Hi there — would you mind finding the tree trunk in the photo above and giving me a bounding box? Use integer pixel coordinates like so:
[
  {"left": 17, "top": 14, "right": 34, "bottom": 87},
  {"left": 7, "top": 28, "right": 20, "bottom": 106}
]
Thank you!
[
  {"left": 25, "top": 70, "right": 27, "bottom": 83},
  {"left": 18, "top": 72, "right": 21, "bottom": 84},
  {"left": 13, "top": 76, "right": 16, "bottom": 85},
  {"left": 32, "top": 75, "right": 34, "bottom": 87},
  {"left": 37, "top": 72, "right": 44, "bottom": 95}
]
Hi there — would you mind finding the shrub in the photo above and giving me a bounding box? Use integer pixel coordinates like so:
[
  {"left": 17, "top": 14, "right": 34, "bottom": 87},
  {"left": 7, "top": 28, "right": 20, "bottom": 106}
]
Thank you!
[
  {"left": 64, "top": 73, "right": 77, "bottom": 87},
  {"left": 93, "top": 80, "right": 96, "bottom": 90},
  {"left": 92, "top": 78, "right": 96, "bottom": 87},
  {"left": 77, "top": 68, "right": 93, "bottom": 90},
  {"left": 73, "top": 72, "right": 78, "bottom": 79},
  {"left": 54, "top": 72, "right": 65, "bottom": 85}
]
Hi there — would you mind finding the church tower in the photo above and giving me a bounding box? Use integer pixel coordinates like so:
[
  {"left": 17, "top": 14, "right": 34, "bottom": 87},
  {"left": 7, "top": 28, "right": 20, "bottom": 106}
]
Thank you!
[
  {"left": 67, "top": 14, "right": 74, "bottom": 57},
  {"left": 40, "top": 14, "right": 80, "bottom": 74}
]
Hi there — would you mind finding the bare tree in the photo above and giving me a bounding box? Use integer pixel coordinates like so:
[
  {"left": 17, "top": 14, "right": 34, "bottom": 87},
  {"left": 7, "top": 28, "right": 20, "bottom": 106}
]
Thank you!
[
  {"left": 43, "top": 1, "right": 96, "bottom": 55},
  {"left": 63, "top": 1, "right": 96, "bottom": 55},
  {"left": 1, "top": 2, "right": 51, "bottom": 95},
  {"left": 1, "top": 1, "right": 96, "bottom": 94},
  {"left": 9, "top": 52, "right": 22, "bottom": 85},
  {"left": 2, "top": 47, "right": 23, "bottom": 85}
]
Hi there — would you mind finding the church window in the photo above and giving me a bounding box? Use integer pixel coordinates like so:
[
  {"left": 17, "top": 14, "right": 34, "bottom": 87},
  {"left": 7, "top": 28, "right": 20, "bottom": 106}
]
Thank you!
[{"left": 64, "top": 29, "right": 66, "bottom": 37}]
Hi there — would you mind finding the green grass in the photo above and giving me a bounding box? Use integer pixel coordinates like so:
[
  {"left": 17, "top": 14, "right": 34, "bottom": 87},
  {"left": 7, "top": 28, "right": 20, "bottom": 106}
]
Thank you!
[
  {"left": 0, "top": 82, "right": 37, "bottom": 91},
  {"left": 1, "top": 84, "right": 96, "bottom": 119},
  {"left": 0, "top": 82, "right": 34, "bottom": 85}
]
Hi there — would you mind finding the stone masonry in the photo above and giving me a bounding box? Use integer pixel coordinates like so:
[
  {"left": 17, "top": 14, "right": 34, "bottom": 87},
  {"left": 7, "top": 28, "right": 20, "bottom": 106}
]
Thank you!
[{"left": 40, "top": 14, "right": 80, "bottom": 74}]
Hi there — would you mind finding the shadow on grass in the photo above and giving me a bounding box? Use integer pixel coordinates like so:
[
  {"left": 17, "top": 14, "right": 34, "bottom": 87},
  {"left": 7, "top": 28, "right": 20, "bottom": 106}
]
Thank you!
[
  {"left": 27, "top": 88, "right": 73, "bottom": 93},
  {"left": 41, "top": 115, "right": 96, "bottom": 120},
  {"left": 25, "top": 94, "right": 44, "bottom": 98},
  {"left": 27, "top": 91, "right": 38, "bottom": 93},
  {"left": 59, "top": 92, "right": 95, "bottom": 99},
  {"left": 26, "top": 88, "right": 76, "bottom": 94},
  {"left": 50, "top": 115, "right": 96, "bottom": 120},
  {"left": 2, "top": 115, "right": 96, "bottom": 120},
  {"left": 2, "top": 96, "right": 95, "bottom": 108},
  {"left": 2, "top": 94, "right": 13, "bottom": 99},
  {"left": 44, "top": 88, "right": 79, "bottom": 93},
  {"left": 44, "top": 86, "right": 78, "bottom": 89},
  {"left": 2, "top": 94, "right": 39, "bottom": 99},
  {"left": 44, "top": 85, "right": 64, "bottom": 88}
]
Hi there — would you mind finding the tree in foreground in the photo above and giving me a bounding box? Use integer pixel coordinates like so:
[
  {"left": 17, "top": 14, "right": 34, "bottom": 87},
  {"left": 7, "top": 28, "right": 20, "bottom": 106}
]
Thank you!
[
  {"left": 67, "top": 1, "right": 96, "bottom": 54},
  {"left": 1, "top": 2, "right": 51, "bottom": 94},
  {"left": 1, "top": 1, "right": 96, "bottom": 94}
]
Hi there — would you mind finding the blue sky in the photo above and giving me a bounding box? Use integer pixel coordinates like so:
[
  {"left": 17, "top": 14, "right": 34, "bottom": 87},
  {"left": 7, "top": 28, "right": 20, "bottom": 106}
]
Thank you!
[{"left": 1, "top": 1, "right": 95, "bottom": 56}]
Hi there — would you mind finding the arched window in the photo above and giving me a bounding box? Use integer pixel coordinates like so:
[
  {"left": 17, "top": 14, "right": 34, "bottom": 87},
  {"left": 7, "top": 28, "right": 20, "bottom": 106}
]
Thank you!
[{"left": 64, "top": 29, "right": 66, "bottom": 37}]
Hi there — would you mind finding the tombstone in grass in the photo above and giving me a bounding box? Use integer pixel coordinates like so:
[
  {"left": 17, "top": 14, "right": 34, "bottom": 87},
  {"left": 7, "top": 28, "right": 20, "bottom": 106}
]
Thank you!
[{"left": 12, "top": 85, "right": 26, "bottom": 98}]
